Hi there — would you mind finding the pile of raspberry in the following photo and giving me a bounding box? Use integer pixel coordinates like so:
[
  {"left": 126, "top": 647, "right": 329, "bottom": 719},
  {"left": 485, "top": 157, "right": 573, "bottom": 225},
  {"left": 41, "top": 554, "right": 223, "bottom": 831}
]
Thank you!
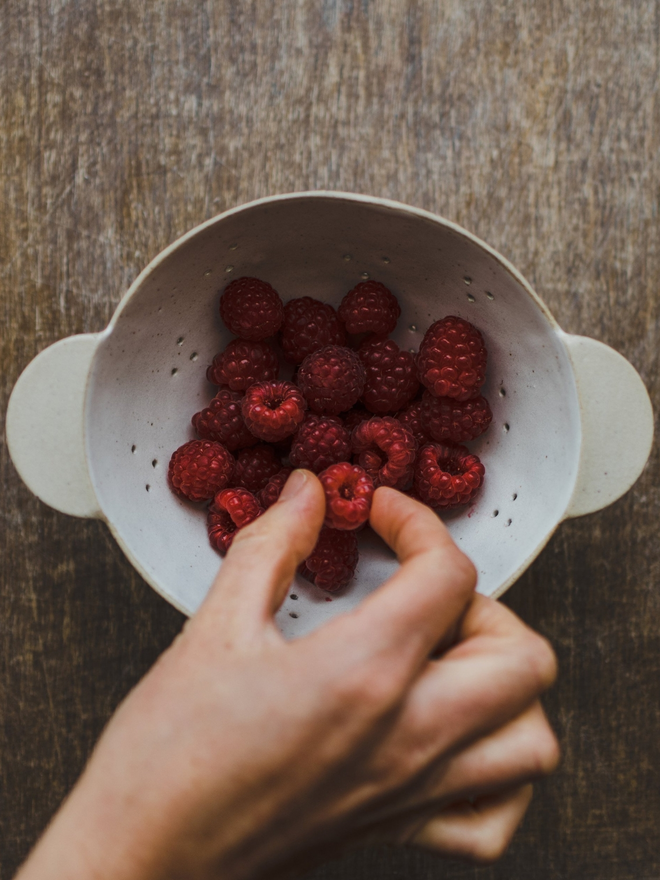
[{"left": 168, "top": 276, "right": 491, "bottom": 593}]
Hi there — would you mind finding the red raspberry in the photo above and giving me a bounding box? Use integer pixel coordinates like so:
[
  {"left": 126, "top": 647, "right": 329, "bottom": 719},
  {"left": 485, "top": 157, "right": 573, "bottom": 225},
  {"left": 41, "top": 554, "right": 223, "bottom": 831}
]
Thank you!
[
  {"left": 338, "top": 281, "right": 401, "bottom": 335},
  {"left": 420, "top": 390, "right": 493, "bottom": 443},
  {"left": 219, "top": 277, "right": 284, "bottom": 340},
  {"left": 417, "top": 316, "right": 487, "bottom": 401},
  {"left": 192, "top": 389, "right": 257, "bottom": 452},
  {"left": 298, "top": 345, "right": 365, "bottom": 415},
  {"left": 358, "top": 337, "right": 419, "bottom": 413},
  {"left": 289, "top": 415, "right": 352, "bottom": 474},
  {"left": 351, "top": 416, "right": 417, "bottom": 490},
  {"left": 206, "top": 339, "right": 279, "bottom": 391},
  {"left": 280, "top": 297, "right": 346, "bottom": 364},
  {"left": 258, "top": 468, "right": 292, "bottom": 509},
  {"left": 395, "top": 399, "right": 432, "bottom": 448},
  {"left": 342, "top": 405, "right": 371, "bottom": 433},
  {"left": 318, "top": 462, "right": 374, "bottom": 530},
  {"left": 168, "top": 440, "right": 234, "bottom": 502},
  {"left": 241, "top": 380, "right": 307, "bottom": 442},
  {"left": 299, "top": 527, "right": 359, "bottom": 592},
  {"left": 207, "top": 488, "right": 264, "bottom": 554},
  {"left": 232, "top": 444, "right": 282, "bottom": 492},
  {"left": 414, "top": 443, "right": 485, "bottom": 509}
]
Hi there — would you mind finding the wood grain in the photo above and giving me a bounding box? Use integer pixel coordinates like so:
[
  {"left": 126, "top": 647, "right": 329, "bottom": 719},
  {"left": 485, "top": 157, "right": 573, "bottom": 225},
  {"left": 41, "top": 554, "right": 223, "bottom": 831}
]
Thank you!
[{"left": 1, "top": 1, "right": 659, "bottom": 878}]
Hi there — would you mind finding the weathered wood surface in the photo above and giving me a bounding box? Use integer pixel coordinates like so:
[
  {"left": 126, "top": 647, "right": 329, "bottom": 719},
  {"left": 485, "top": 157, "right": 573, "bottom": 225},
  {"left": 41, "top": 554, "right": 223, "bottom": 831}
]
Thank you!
[{"left": 1, "top": 1, "right": 659, "bottom": 877}]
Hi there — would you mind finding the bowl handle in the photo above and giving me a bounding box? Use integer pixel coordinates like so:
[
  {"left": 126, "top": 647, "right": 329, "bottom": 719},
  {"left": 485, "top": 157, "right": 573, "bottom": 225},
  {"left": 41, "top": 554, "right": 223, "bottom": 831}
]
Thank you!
[
  {"left": 6, "top": 334, "right": 104, "bottom": 519},
  {"left": 562, "top": 333, "right": 654, "bottom": 519}
]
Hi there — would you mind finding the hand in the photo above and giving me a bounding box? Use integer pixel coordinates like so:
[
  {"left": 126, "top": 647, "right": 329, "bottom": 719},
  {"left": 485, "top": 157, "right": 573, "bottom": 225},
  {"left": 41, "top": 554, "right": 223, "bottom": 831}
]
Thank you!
[{"left": 18, "top": 470, "right": 558, "bottom": 880}]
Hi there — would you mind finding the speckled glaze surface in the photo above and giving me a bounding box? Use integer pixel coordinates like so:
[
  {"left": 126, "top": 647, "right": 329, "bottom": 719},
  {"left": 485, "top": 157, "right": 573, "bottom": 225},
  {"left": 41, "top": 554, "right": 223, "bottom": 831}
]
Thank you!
[{"left": 6, "top": 193, "right": 653, "bottom": 635}]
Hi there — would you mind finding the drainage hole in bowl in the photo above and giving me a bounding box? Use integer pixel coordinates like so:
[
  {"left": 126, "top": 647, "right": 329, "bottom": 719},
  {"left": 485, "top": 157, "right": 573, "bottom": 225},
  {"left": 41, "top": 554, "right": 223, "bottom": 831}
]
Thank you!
[
  {"left": 343, "top": 254, "right": 352, "bottom": 261},
  {"left": 152, "top": 459, "right": 158, "bottom": 468},
  {"left": 486, "top": 291, "right": 494, "bottom": 300},
  {"left": 505, "top": 519, "right": 512, "bottom": 527},
  {"left": 503, "top": 423, "right": 510, "bottom": 433},
  {"left": 409, "top": 324, "right": 417, "bottom": 331},
  {"left": 492, "top": 509, "right": 499, "bottom": 517},
  {"left": 289, "top": 611, "right": 299, "bottom": 619},
  {"left": 229, "top": 243, "right": 238, "bottom": 251},
  {"left": 225, "top": 265, "right": 234, "bottom": 273},
  {"left": 190, "top": 352, "right": 198, "bottom": 361},
  {"left": 382, "top": 256, "right": 391, "bottom": 263},
  {"left": 512, "top": 493, "right": 518, "bottom": 501},
  {"left": 290, "top": 594, "right": 298, "bottom": 601},
  {"left": 171, "top": 368, "right": 178, "bottom": 376},
  {"left": 499, "top": 387, "right": 506, "bottom": 397},
  {"left": 131, "top": 445, "right": 137, "bottom": 453},
  {"left": 145, "top": 484, "right": 150, "bottom": 492},
  {"left": 361, "top": 271, "right": 370, "bottom": 279},
  {"left": 463, "top": 276, "right": 472, "bottom": 285},
  {"left": 204, "top": 269, "right": 212, "bottom": 276},
  {"left": 177, "top": 336, "right": 184, "bottom": 345},
  {"left": 467, "top": 293, "right": 476, "bottom": 303}
]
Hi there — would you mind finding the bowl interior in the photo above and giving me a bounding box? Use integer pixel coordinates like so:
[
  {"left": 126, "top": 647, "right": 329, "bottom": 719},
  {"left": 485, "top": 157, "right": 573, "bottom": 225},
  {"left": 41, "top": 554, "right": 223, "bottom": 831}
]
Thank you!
[{"left": 86, "top": 194, "right": 580, "bottom": 634}]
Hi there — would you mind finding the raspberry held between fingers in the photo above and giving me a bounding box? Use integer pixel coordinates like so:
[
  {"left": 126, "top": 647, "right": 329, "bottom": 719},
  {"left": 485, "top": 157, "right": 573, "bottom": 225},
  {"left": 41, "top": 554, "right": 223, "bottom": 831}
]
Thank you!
[{"left": 318, "top": 462, "right": 374, "bottom": 530}]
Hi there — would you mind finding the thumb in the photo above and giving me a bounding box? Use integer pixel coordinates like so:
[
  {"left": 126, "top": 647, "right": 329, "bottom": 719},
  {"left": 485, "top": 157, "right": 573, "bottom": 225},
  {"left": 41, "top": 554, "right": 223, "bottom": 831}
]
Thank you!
[{"left": 200, "top": 470, "right": 326, "bottom": 628}]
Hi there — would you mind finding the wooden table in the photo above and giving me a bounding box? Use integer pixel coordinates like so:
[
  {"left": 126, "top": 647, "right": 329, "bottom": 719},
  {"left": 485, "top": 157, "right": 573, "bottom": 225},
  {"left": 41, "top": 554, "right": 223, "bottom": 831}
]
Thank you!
[{"left": 2, "top": 2, "right": 659, "bottom": 877}]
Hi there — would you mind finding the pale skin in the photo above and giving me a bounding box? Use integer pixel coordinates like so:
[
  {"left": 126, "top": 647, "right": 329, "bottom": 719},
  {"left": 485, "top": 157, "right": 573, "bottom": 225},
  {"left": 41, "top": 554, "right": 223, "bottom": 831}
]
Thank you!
[{"left": 17, "top": 470, "right": 559, "bottom": 880}]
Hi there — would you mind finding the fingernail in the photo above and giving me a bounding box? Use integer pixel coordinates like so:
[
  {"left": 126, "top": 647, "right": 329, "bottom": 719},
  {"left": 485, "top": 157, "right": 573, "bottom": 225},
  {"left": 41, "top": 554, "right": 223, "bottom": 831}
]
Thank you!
[{"left": 278, "top": 469, "right": 308, "bottom": 502}]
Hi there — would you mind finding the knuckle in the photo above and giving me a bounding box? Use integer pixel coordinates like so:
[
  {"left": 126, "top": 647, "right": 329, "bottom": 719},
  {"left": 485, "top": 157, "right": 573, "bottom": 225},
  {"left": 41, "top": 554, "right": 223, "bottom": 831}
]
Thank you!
[
  {"left": 530, "top": 727, "right": 561, "bottom": 776},
  {"left": 329, "top": 665, "right": 400, "bottom": 715},
  {"left": 519, "top": 632, "right": 558, "bottom": 692}
]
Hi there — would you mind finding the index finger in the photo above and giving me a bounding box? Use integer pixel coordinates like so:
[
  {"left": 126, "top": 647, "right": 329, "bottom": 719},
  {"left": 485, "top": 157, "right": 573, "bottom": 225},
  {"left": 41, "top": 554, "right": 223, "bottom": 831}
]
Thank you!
[{"left": 323, "top": 488, "right": 476, "bottom": 673}]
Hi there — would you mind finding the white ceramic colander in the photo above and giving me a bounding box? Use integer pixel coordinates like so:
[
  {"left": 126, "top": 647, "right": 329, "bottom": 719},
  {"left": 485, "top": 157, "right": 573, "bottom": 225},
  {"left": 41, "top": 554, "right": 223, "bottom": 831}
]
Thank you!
[{"left": 7, "top": 193, "right": 654, "bottom": 637}]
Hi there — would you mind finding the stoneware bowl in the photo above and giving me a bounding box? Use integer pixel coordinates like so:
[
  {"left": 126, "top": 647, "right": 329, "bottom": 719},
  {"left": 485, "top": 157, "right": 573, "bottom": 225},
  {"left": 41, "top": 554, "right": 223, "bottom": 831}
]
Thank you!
[{"left": 7, "top": 192, "right": 654, "bottom": 637}]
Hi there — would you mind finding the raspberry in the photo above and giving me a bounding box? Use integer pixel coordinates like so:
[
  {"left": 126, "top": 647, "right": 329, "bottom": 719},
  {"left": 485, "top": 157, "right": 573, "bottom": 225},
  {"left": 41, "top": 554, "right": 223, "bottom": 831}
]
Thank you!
[
  {"left": 280, "top": 297, "right": 346, "bottom": 364},
  {"left": 318, "top": 462, "right": 374, "bottom": 530},
  {"left": 342, "top": 405, "right": 371, "bottom": 433},
  {"left": 241, "top": 380, "right": 307, "bottom": 442},
  {"left": 168, "top": 440, "right": 234, "bottom": 502},
  {"left": 232, "top": 444, "right": 282, "bottom": 492},
  {"left": 298, "top": 345, "right": 366, "bottom": 415},
  {"left": 289, "top": 415, "right": 352, "bottom": 474},
  {"left": 206, "top": 339, "right": 279, "bottom": 391},
  {"left": 207, "top": 488, "right": 264, "bottom": 555},
  {"left": 338, "top": 281, "right": 401, "bottom": 335},
  {"left": 192, "top": 389, "right": 257, "bottom": 452},
  {"left": 299, "top": 527, "right": 359, "bottom": 592},
  {"left": 358, "top": 337, "right": 419, "bottom": 413},
  {"left": 420, "top": 390, "right": 493, "bottom": 443},
  {"left": 395, "top": 399, "right": 432, "bottom": 448},
  {"left": 414, "top": 443, "right": 485, "bottom": 509},
  {"left": 417, "top": 316, "right": 487, "bottom": 401},
  {"left": 258, "top": 468, "right": 292, "bottom": 509},
  {"left": 351, "top": 416, "right": 417, "bottom": 490},
  {"left": 219, "top": 277, "right": 284, "bottom": 340}
]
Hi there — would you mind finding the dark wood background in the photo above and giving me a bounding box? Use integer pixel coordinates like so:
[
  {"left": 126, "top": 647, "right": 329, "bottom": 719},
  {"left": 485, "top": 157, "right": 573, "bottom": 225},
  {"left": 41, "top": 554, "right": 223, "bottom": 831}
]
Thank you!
[{"left": 2, "top": 1, "right": 659, "bottom": 877}]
